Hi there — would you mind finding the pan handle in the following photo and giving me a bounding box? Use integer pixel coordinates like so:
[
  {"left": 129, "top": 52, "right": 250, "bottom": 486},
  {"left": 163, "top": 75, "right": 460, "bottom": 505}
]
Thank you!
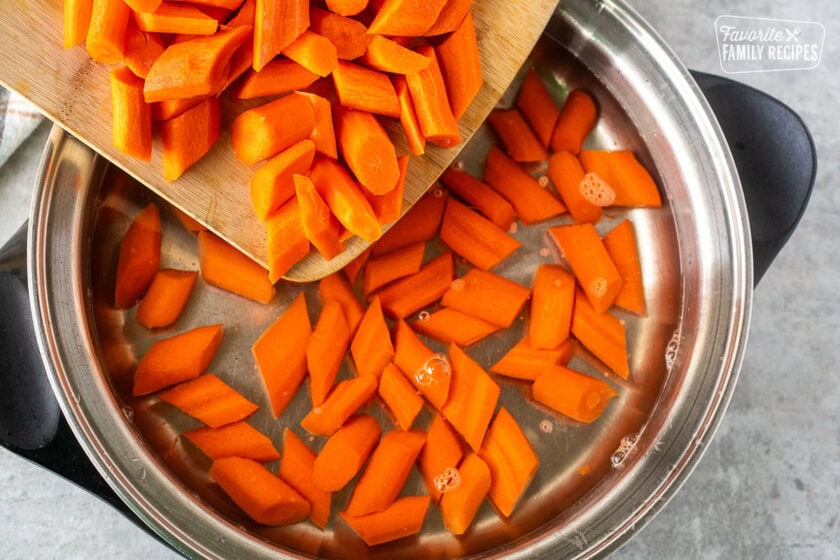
[{"left": 690, "top": 70, "right": 817, "bottom": 286}]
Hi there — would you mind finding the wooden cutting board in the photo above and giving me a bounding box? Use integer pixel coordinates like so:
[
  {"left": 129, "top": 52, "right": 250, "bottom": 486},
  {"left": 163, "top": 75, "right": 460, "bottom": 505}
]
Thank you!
[{"left": 0, "top": 0, "right": 558, "bottom": 282}]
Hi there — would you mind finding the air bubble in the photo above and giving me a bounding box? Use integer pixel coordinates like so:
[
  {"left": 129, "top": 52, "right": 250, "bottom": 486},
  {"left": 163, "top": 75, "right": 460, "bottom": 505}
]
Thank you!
[
  {"left": 665, "top": 330, "right": 680, "bottom": 371},
  {"left": 610, "top": 432, "right": 639, "bottom": 468},
  {"left": 539, "top": 419, "right": 553, "bottom": 433},
  {"left": 610, "top": 450, "right": 626, "bottom": 467},
  {"left": 539, "top": 247, "right": 551, "bottom": 257},
  {"left": 452, "top": 160, "right": 465, "bottom": 171},
  {"left": 578, "top": 173, "right": 616, "bottom": 207},
  {"left": 433, "top": 467, "right": 461, "bottom": 494},
  {"left": 450, "top": 278, "right": 465, "bottom": 292},
  {"left": 509, "top": 223, "right": 518, "bottom": 234},
  {"left": 418, "top": 310, "right": 430, "bottom": 321},
  {"left": 121, "top": 406, "right": 135, "bottom": 422},
  {"left": 589, "top": 277, "right": 608, "bottom": 297},
  {"left": 415, "top": 353, "right": 451, "bottom": 386},
  {"left": 538, "top": 175, "right": 549, "bottom": 187},
  {"left": 433, "top": 187, "right": 445, "bottom": 198}
]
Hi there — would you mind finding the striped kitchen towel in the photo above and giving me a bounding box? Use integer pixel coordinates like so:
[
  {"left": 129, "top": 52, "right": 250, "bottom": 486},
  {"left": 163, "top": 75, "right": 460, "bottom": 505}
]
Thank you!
[{"left": 0, "top": 87, "right": 43, "bottom": 168}]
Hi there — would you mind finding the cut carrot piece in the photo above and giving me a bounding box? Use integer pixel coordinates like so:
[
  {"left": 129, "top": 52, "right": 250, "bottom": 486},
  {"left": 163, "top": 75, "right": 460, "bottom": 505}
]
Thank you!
[
  {"left": 265, "top": 198, "right": 311, "bottom": 282},
  {"left": 362, "top": 241, "right": 424, "bottom": 295},
  {"left": 603, "top": 219, "right": 646, "bottom": 316},
  {"left": 394, "top": 76, "right": 426, "bottom": 156},
  {"left": 488, "top": 108, "right": 547, "bottom": 163},
  {"left": 65, "top": 0, "right": 94, "bottom": 48},
  {"left": 312, "top": 413, "right": 381, "bottom": 492},
  {"left": 343, "top": 247, "right": 370, "bottom": 286},
  {"left": 298, "top": 92, "right": 337, "bottom": 159},
  {"left": 210, "top": 457, "right": 310, "bottom": 525},
  {"left": 369, "top": 154, "right": 409, "bottom": 224},
  {"left": 350, "top": 296, "right": 394, "bottom": 379},
  {"left": 393, "top": 319, "right": 451, "bottom": 410},
  {"left": 183, "top": 420, "right": 280, "bottom": 461},
  {"left": 133, "top": 3, "right": 218, "bottom": 34},
  {"left": 110, "top": 66, "right": 152, "bottom": 162},
  {"left": 571, "top": 288, "right": 629, "bottom": 378},
  {"left": 124, "top": 0, "right": 162, "bottom": 12},
  {"left": 231, "top": 93, "right": 315, "bottom": 165},
  {"left": 483, "top": 146, "right": 566, "bottom": 224},
  {"left": 370, "top": 189, "right": 446, "bottom": 256},
  {"left": 158, "top": 372, "right": 257, "bottom": 427},
  {"left": 279, "top": 428, "right": 332, "bottom": 529},
  {"left": 435, "top": 11, "right": 481, "bottom": 120},
  {"left": 379, "top": 362, "right": 424, "bottom": 431},
  {"left": 440, "top": 269, "right": 531, "bottom": 328},
  {"left": 319, "top": 273, "right": 365, "bottom": 334},
  {"left": 377, "top": 251, "right": 454, "bottom": 319},
  {"left": 406, "top": 45, "right": 460, "bottom": 147},
  {"left": 250, "top": 138, "right": 316, "bottom": 222},
  {"left": 547, "top": 150, "right": 602, "bottom": 224},
  {"left": 548, "top": 222, "right": 622, "bottom": 314},
  {"left": 550, "top": 89, "right": 597, "bottom": 155},
  {"left": 173, "top": 208, "right": 206, "bottom": 233},
  {"left": 86, "top": 0, "right": 130, "bottom": 63},
  {"left": 440, "top": 451, "right": 491, "bottom": 535},
  {"left": 309, "top": 156, "right": 382, "bottom": 242},
  {"left": 162, "top": 96, "right": 220, "bottom": 182},
  {"left": 367, "top": 0, "right": 447, "bottom": 36},
  {"left": 533, "top": 364, "right": 618, "bottom": 423},
  {"left": 425, "top": 0, "right": 471, "bottom": 35},
  {"left": 227, "top": 0, "right": 255, "bottom": 25},
  {"left": 418, "top": 413, "right": 463, "bottom": 502},
  {"left": 443, "top": 344, "right": 500, "bottom": 451},
  {"left": 335, "top": 108, "right": 400, "bottom": 196},
  {"left": 198, "top": 230, "right": 274, "bottom": 303},
  {"left": 133, "top": 324, "right": 223, "bottom": 395},
  {"left": 232, "top": 59, "right": 319, "bottom": 100},
  {"left": 309, "top": 7, "right": 371, "bottom": 61},
  {"left": 307, "top": 300, "right": 351, "bottom": 407},
  {"left": 325, "top": 0, "right": 368, "bottom": 16},
  {"left": 529, "top": 264, "right": 575, "bottom": 350},
  {"left": 152, "top": 97, "right": 204, "bottom": 122},
  {"left": 517, "top": 67, "right": 560, "bottom": 148},
  {"left": 282, "top": 30, "right": 338, "bottom": 77},
  {"left": 341, "top": 495, "right": 430, "bottom": 546},
  {"left": 490, "top": 335, "right": 576, "bottom": 381},
  {"left": 115, "top": 203, "right": 160, "bottom": 310},
  {"left": 332, "top": 61, "right": 401, "bottom": 118},
  {"left": 122, "top": 19, "right": 165, "bottom": 78},
  {"left": 300, "top": 374, "right": 378, "bottom": 436},
  {"left": 411, "top": 307, "right": 499, "bottom": 347},
  {"left": 253, "top": 0, "right": 308, "bottom": 71},
  {"left": 344, "top": 429, "right": 426, "bottom": 516},
  {"left": 191, "top": 0, "right": 244, "bottom": 11},
  {"left": 361, "top": 35, "right": 430, "bottom": 74},
  {"left": 294, "top": 174, "right": 345, "bottom": 260},
  {"left": 479, "top": 406, "right": 539, "bottom": 517},
  {"left": 136, "top": 268, "right": 197, "bottom": 328},
  {"left": 578, "top": 150, "right": 662, "bottom": 207},
  {"left": 439, "top": 167, "right": 516, "bottom": 231},
  {"left": 252, "top": 293, "right": 311, "bottom": 416},
  {"left": 440, "top": 198, "right": 521, "bottom": 271}
]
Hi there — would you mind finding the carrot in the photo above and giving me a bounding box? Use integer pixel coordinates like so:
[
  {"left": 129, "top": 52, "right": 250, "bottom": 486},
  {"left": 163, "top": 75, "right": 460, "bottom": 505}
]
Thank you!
[
  {"left": 265, "top": 198, "right": 311, "bottom": 282},
  {"left": 121, "top": 19, "right": 165, "bottom": 78},
  {"left": 65, "top": 0, "right": 94, "bottom": 48},
  {"left": 439, "top": 198, "right": 521, "bottom": 271},
  {"left": 529, "top": 264, "right": 575, "bottom": 350},
  {"left": 361, "top": 35, "right": 431, "bottom": 74},
  {"left": 308, "top": 156, "right": 382, "bottom": 242},
  {"left": 440, "top": 268, "right": 531, "bottom": 328},
  {"left": 442, "top": 344, "right": 500, "bottom": 451},
  {"left": 309, "top": 7, "right": 371, "bottom": 61},
  {"left": 517, "top": 68, "right": 560, "bottom": 148},
  {"left": 252, "top": 293, "right": 311, "bottom": 416},
  {"left": 435, "top": 10, "right": 481, "bottom": 120},
  {"left": 306, "top": 300, "right": 350, "bottom": 406},
  {"left": 136, "top": 268, "right": 197, "bottom": 328},
  {"left": 350, "top": 296, "right": 394, "bottom": 379},
  {"left": 376, "top": 251, "right": 454, "bottom": 319},
  {"left": 279, "top": 428, "right": 332, "bottom": 529},
  {"left": 550, "top": 90, "right": 597, "bottom": 155},
  {"left": 548, "top": 222, "right": 622, "bottom": 314},
  {"left": 152, "top": 97, "right": 204, "bottom": 122},
  {"left": 133, "top": 324, "right": 223, "bottom": 395},
  {"left": 231, "top": 60, "right": 319, "bottom": 100},
  {"left": 483, "top": 146, "right": 566, "bottom": 224},
  {"left": 394, "top": 76, "right": 426, "bottom": 156},
  {"left": 603, "top": 219, "right": 646, "bottom": 315},
  {"left": 411, "top": 307, "right": 500, "bottom": 347},
  {"left": 570, "top": 288, "right": 629, "bottom": 378},
  {"left": 479, "top": 406, "right": 539, "bottom": 517},
  {"left": 86, "top": 0, "right": 130, "bottom": 63},
  {"left": 425, "top": 0, "right": 471, "bottom": 36},
  {"left": 227, "top": 0, "right": 255, "bottom": 26},
  {"left": 300, "top": 374, "right": 378, "bottom": 436},
  {"left": 533, "top": 364, "right": 618, "bottom": 423},
  {"left": 332, "top": 61, "right": 401, "bottom": 118},
  {"left": 547, "top": 150, "right": 602, "bottom": 224},
  {"left": 393, "top": 319, "right": 450, "bottom": 410},
  {"left": 490, "top": 335, "right": 575, "bottom": 381},
  {"left": 362, "top": 241, "right": 424, "bottom": 295},
  {"left": 282, "top": 30, "right": 338, "bottom": 77},
  {"left": 342, "top": 247, "right": 370, "bottom": 286},
  {"left": 487, "top": 109, "right": 547, "bottom": 163},
  {"left": 231, "top": 92, "right": 315, "bottom": 165},
  {"left": 325, "top": 0, "right": 368, "bottom": 16},
  {"left": 312, "top": 413, "right": 381, "bottom": 491},
  {"left": 162, "top": 96, "right": 220, "bottom": 181},
  {"left": 578, "top": 150, "right": 662, "bottom": 207},
  {"left": 250, "top": 138, "right": 316, "bottom": 222},
  {"left": 344, "top": 429, "right": 426, "bottom": 516},
  {"left": 335, "top": 108, "right": 400, "bottom": 196},
  {"left": 405, "top": 45, "right": 460, "bottom": 147},
  {"left": 418, "top": 413, "right": 463, "bottom": 502},
  {"left": 253, "top": 0, "right": 308, "bottom": 71},
  {"left": 439, "top": 167, "right": 516, "bottom": 231},
  {"left": 378, "top": 362, "right": 424, "bottom": 431},
  {"left": 209, "top": 457, "right": 310, "bottom": 525},
  {"left": 340, "top": 495, "right": 430, "bottom": 546},
  {"left": 183, "top": 420, "right": 280, "bottom": 461},
  {"left": 173, "top": 207, "right": 206, "bottom": 233},
  {"left": 110, "top": 66, "right": 152, "bottom": 162},
  {"left": 294, "top": 174, "right": 345, "bottom": 260},
  {"left": 133, "top": 3, "right": 218, "bottom": 35},
  {"left": 319, "top": 273, "right": 365, "bottom": 334},
  {"left": 368, "top": 154, "right": 409, "bottom": 224},
  {"left": 367, "top": 0, "right": 448, "bottom": 36},
  {"left": 439, "top": 451, "right": 491, "bottom": 535},
  {"left": 158, "top": 372, "right": 256, "bottom": 426},
  {"left": 298, "top": 92, "right": 337, "bottom": 159},
  {"left": 115, "top": 203, "right": 160, "bottom": 310},
  {"left": 189, "top": 0, "right": 247, "bottom": 11},
  {"left": 198, "top": 230, "right": 275, "bottom": 303},
  {"left": 370, "top": 189, "right": 446, "bottom": 256},
  {"left": 124, "top": 0, "right": 162, "bottom": 12}
]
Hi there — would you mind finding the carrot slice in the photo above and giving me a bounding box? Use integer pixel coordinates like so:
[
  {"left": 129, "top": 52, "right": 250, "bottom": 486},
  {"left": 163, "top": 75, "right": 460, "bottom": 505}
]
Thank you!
[
  {"left": 440, "top": 198, "right": 521, "bottom": 271},
  {"left": 332, "top": 61, "right": 401, "bottom": 118},
  {"left": 300, "top": 374, "right": 378, "bottom": 436},
  {"left": 136, "top": 268, "right": 197, "bottom": 328},
  {"left": 210, "top": 457, "right": 310, "bottom": 525},
  {"left": 282, "top": 30, "right": 338, "bottom": 77},
  {"left": 124, "top": 0, "right": 162, "bottom": 12},
  {"left": 418, "top": 413, "right": 463, "bottom": 502},
  {"left": 570, "top": 288, "right": 629, "bottom": 378},
  {"left": 279, "top": 428, "right": 332, "bottom": 529},
  {"left": 294, "top": 174, "right": 345, "bottom": 260},
  {"left": 479, "top": 406, "right": 539, "bottom": 517},
  {"left": 442, "top": 344, "right": 500, "bottom": 451},
  {"left": 122, "top": 19, "right": 165, "bottom": 78},
  {"left": 439, "top": 167, "right": 516, "bottom": 231},
  {"left": 335, "top": 108, "right": 400, "bottom": 196},
  {"left": 425, "top": 0, "right": 471, "bottom": 36},
  {"left": 487, "top": 108, "right": 547, "bottom": 163},
  {"left": 158, "top": 372, "right": 256, "bottom": 427},
  {"left": 162, "top": 96, "right": 220, "bottom": 181},
  {"left": 152, "top": 97, "right": 204, "bottom": 122},
  {"left": 603, "top": 219, "right": 646, "bottom": 315},
  {"left": 406, "top": 45, "right": 460, "bottom": 147},
  {"left": 340, "top": 495, "right": 430, "bottom": 546},
  {"left": 377, "top": 251, "right": 454, "bottom": 319},
  {"left": 483, "top": 146, "right": 566, "bottom": 224},
  {"left": 110, "top": 66, "right": 152, "bottom": 162},
  {"left": 435, "top": 10, "right": 481, "bottom": 120},
  {"left": 115, "top": 203, "right": 160, "bottom": 309},
  {"left": 440, "top": 268, "right": 531, "bottom": 328},
  {"left": 231, "top": 60, "right": 319, "bottom": 100},
  {"left": 309, "top": 156, "right": 382, "bottom": 242},
  {"left": 367, "top": 0, "right": 447, "bottom": 36},
  {"left": 378, "top": 362, "right": 424, "bottom": 431},
  {"left": 517, "top": 67, "right": 560, "bottom": 148},
  {"left": 307, "top": 300, "right": 351, "bottom": 406},
  {"left": 252, "top": 293, "right": 311, "bottom": 416},
  {"left": 183, "top": 420, "right": 280, "bottom": 461},
  {"left": 361, "top": 35, "right": 430, "bottom": 74},
  {"left": 393, "top": 319, "right": 451, "bottom": 410},
  {"left": 439, "top": 451, "right": 491, "bottom": 535},
  {"left": 490, "top": 335, "right": 575, "bottom": 381},
  {"left": 312, "top": 413, "right": 381, "bottom": 492},
  {"left": 86, "top": 0, "right": 130, "bottom": 63},
  {"left": 550, "top": 90, "right": 597, "bottom": 155},
  {"left": 198, "top": 230, "right": 274, "bottom": 304},
  {"left": 325, "top": 0, "right": 368, "bottom": 16},
  {"left": 370, "top": 189, "right": 446, "bottom": 256},
  {"left": 253, "top": 0, "right": 308, "bottom": 71},
  {"left": 411, "top": 307, "right": 500, "bottom": 347},
  {"left": 190, "top": 0, "right": 245, "bottom": 10},
  {"left": 298, "top": 92, "right": 337, "bottom": 159},
  {"left": 250, "top": 138, "right": 316, "bottom": 222},
  {"left": 65, "top": 0, "right": 94, "bottom": 48},
  {"left": 362, "top": 241, "right": 424, "bottom": 295},
  {"left": 547, "top": 150, "right": 602, "bottom": 224},
  {"left": 368, "top": 154, "right": 409, "bottom": 224},
  {"left": 231, "top": 93, "right": 315, "bottom": 165},
  {"left": 173, "top": 208, "right": 206, "bottom": 233},
  {"left": 548, "top": 222, "right": 622, "bottom": 314},
  {"left": 578, "top": 150, "right": 662, "bottom": 207},
  {"left": 343, "top": 247, "right": 370, "bottom": 286},
  {"left": 319, "top": 273, "right": 365, "bottom": 334},
  {"left": 394, "top": 76, "right": 426, "bottom": 156},
  {"left": 344, "top": 429, "right": 426, "bottom": 516},
  {"left": 309, "top": 7, "right": 371, "bottom": 61},
  {"left": 227, "top": 0, "right": 255, "bottom": 25},
  {"left": 350, "top": 296, "right": 394, "bottom": 379},
  {"left": 265, "top": 198, "right": 311, "bottom": 282},
  {"left": 533, "top": 364, "right": 618, "bottom": 423},
  {"left": 529, "top": 264, "right": 575, "bottom": 350},
  {"left": 133, "top": 3, "right": 218, "bottom": 34},
  {"left": 133, "top": 324, "right": 223, "bottom": 395}
]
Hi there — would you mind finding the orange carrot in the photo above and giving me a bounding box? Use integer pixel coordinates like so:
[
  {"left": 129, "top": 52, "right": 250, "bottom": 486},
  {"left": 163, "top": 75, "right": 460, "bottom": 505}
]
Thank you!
[
  {"left": 487, "top": 108, "right": 547, "bottom": 163},
  {"left": 550, "top": 89, "right": 597, "bottom": 154},
  {"left": 340, "top": 495, "right": 430, "bottom": 546},
  {"left": 227, "top": 0, "right": 255, "bottom": 26},
  {"left": 370, "top": 189, "right": 446, "bottom": 256},
  {"left": 350, "top": 296, "right": 394, "bottom": 379},
  {"left": 443, "top": 344, "right": 500, "bottom": 451},
  {"left": 376, "top": 251, "right": 454, "bottom": 319},
  {"left": 335, "top": 108, "right": 400, "bottom": 196},
  {"left": 231, "top": 59, "right": 319, "bottom": 100},
  {"left": 152, "top": 97, "right": 204, "bottom": 122},
  {"left": 198, "top": 230, "right": 275, "bottom": 303},
  {"left": 124, "top": 0, "right": 162, "bottom": 12},
  {"left": 282, "top": 30, "right": 338, "bottom": 77},
  {"left": 439, "top": 451, "right": 491, "bottom": 535},
  {"left": 368, "top": 154, "right": 409, "bottom": 224},
  {"left": 312, "top": 413, "right": 381, "bottom": 491},
  {"left": 435, "top": 10, "right": 481, "bottom": 120},
  {"left": 86, "top": 0, "right": 130, "bottom": 63},
  {"left": 115, "top": 203, "right": 160, "bottom": 309},
  {"left": 440, "top": 268, "right": 531, "bottom": 328},
  {"left": 253, "top": 0, "right": 308, "bottom": 71},
  {"left": 490, "top": 335, "right": 575, "bottom": 381},
  {"left": 479, "top": 406, "right": 539, "bottom": 517},
  {"left": 309, "top": 7, "right": 371, "bottom": 61},
  {"left": 121, "top": 19, "right": 165, "bottom": 78},
  {"left": 325, "top": 0, "right": 368, "bottom": 16},
  {"left": 332, "top": 61, "right": 401, "bottom": 118},
  {"left": 344, "top": 429, "right": 426, "bottom": 516},
  {"left": 183, "top": 420, "right": 280, "bottom": 461},
  {"left": 110, "top": 66, "right": 152, "bottom": 161},
  {"left": 265, "top": 198, "right": 311, "bottom": 282},
  {"left": 65, "top": 0, "right": 94, "bottom": 48},
  {"left": 136, "top": 268, "right": 197, "bottom": 328},
  {"left": 578, "top": 150, "right": 662, "bottom": 207},
  {"left": 529, "top": 264, "right": 575, "bottom": 350},
  {"left": 362, "top": 241, "right": 424, "bottom": 295},
  {"left": 378, "top": 362, "right": 424, "bottom": 431},
  {"left": 252, "top": 293, "right": 311, "bottom": 416},
  {"left": 439, "top": 198, "right": 521, "bottom": 271},
  {"left": 300, "top": 374, "right": 378, "bottom": 436},
  {"left": 306, "top": 300, "right": 350, "bottom": 406},
  {"left": 425, "top": 0, "right": 471, "bottom": 35},
  {"left": 418, "top": 413, "right": 463, "bottom": 502},
  {"left": 393, "top": 319, "right": 450, "bottom": 410},
  {"left": 209, "top": 456, "right": 310, "bottom": 525},
  {"left": 570, "top": 288, "right": 629, "bottom": 378},
  {"left": 394, "top": 75, "right": 426, "bottom": 156},
  {"left": 309, "top": 156, "right": 382, "bottom": 242},
  {"left": 133, "top": 3, "right": 218, "bottom": 34},
  {"left": 279, "top": 428, "right": 332, "bottom": 529},
  {"left": 298, "top": 92, "right": 337, "bottom": 159},
  {"left": 361, "top": 35, "right": 430, "bottom": 74},
  {"left": 548, "top": 222, "right": 622, "bottom": 314},
  {"left": 162, "top": 96, "right": 220, "bottom": 181},
  {"left": 517, "top": 67, "right": 560, "bottom": 148},
  {"left": 173, "top": 207, "right": 206, "bottom": 233},
  {"left": 483, "top": 145, "right": 566, "bottom": 224},
  {"left": 367, "top": 0, "right": 447, "bottom": 36},
  {"left": 319, "top": 273, "right": 365, "bottom": 334},
  {"left": 405, "top": 45, "right": 460, "bottom": 147},
  {"left": 133, "top": 324, "right": 223, "bottom": 395},
  {"left": 250, "top": 138, "right": 316, "bottom": 222},
  {"left": 158, "top": 372, "right": 256, "bottom": 427},
  {"left": 547, "top": 150, "right": 602, "bottom": 224},
  {"left": 343, "top": 247, "right": 370, "bottom": 286},
  {"left": 411, "top": 307, "right": 500, "bottom": 347},
  {"left": 439, "top": 167, "right": 516, "bottom": 231},
  {"left": 231, "top": 92, "right": 315, "bottom": 165},
  {"left": 603, "top": 219, "right": 646, "bottom": 315},
  {"left": 294, "top": 174, "right": 345, "bottom": 260},
  {"left": 533, "top": 364, "right": 618, "bottom": 423}
]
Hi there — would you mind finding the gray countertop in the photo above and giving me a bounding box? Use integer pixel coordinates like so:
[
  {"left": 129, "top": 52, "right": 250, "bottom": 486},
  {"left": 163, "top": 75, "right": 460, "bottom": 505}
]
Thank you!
[{"left": 1, "top": 1, "right": 838, "bottom": 558}]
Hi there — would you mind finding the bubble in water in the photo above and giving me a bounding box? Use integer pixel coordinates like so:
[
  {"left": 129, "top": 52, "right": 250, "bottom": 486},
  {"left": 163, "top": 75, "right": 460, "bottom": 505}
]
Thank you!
[
  {"left": 589, "top": 277, "right": 608, "bottom": 298},
  {"left": 610, "top": 450, "right": 626, "bottom": 468},
  {"left": 418, "top": 310, "right": 430, "bottom": 321},
  {"left": 415, "top": 353, "right": 451, "bottom": 386},
  {"left": 538, "top": 175, "right": 550, "bottom": 187},
  {"left": 452, "top": 160, "right": 465, "bottom": 171},
  {"left": 450, "top": 278, "right": 465, "bottom": 292},
  {"left": 121, "top": 406, "right": 135, "bottom": 422},
  {"left": 509, "top": 222, "right": 518, "bottom": 234},
  {"left": 611, "top": 432, "right": 639, "bottom": 468},
  {"left": 539, "top": 247, "right": 551, "bottom": 257},
  {"left": 665, "top": 330, "right": 680, "bottom": 371},
  {"left": 415, "top": 369, "right": 432, "bottom": 386},
  {"left": 539, "top": 419, "right": 553, "bottom": 433},
  {"left": 433, "top": 467, "right": 461, "bottom": 494},
  {"left": 433, "top": 187, "right": 445, "bottom": 198}
]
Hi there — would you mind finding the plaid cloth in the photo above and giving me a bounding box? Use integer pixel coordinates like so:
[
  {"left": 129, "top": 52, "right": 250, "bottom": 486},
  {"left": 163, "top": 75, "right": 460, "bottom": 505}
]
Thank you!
[{"left": 0, "top": 87, "right": 43, "bottom": 168}]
